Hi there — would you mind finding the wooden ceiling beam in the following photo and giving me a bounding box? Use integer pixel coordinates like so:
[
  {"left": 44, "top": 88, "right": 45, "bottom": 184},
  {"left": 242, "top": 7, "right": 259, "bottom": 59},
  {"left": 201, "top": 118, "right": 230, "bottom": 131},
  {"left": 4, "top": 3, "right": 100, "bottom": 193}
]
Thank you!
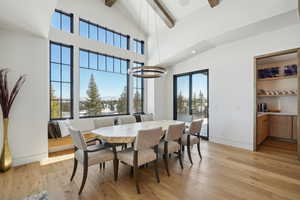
[
  {"left": 105, "top": 0, "right": 117, "bottom": 7},
  {"left": 208, "top": 0, "right": 219, "bottom": 8},
  {"left": 146, "top": 0, "right": 175, "bottom": 28}
]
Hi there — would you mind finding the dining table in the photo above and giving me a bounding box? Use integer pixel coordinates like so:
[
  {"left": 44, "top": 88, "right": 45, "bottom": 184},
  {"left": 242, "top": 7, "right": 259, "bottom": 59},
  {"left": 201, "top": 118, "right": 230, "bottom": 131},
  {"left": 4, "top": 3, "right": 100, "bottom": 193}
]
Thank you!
[{"left": 91, "top": 120, "right": 185, "bottom": 144}]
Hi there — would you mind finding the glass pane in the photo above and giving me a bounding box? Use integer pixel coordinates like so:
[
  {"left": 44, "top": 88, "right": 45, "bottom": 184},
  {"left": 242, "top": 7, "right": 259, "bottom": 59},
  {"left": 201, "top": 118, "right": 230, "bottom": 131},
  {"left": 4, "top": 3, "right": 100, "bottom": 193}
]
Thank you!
[
  {"left": 121, "top": 60, "right": 128, "bottom": 74},
  {"left": 50, "top": 99, "right": 61, "bottom": 119},
  {"left": 61, "top": 46, "right": 71, "bottom": 65},
  {"left": 192, "top": 73, "right": 208, "bottom": 137},
  {"left": 89, "top": 52, "right": 97, "bottom": 69},
  {"left": 61, "top": 101, "right": 71, "bottom": 118},
  {"left": 62, "top": 65, "right": 71, "bottom": 82},
  {"left": 121, "top": 35, "right": 128, "bottom": 49},
  {"left": 79, "top": 20, "right": 89, "bottom": 38},
  {"left": 176, "top": 75, "right": 190, "bottom": 122},
  {"left": 98, "top": 27, "right": 106, "bottom": 43},
  {"left": 107, "top": 30, "right": 114, "bottom": 46},
  {"left": 107, "top": 56, "right": 114, "bottom": 72},
  {"left": 51, "top": 82, "right": 61, "bottom": 99},
  {"left": 50, "top": 63, "right": 60, "bottom": 81},
  {"left": 62, "top": 83, "right": 71, "bottom": 100},
  {"left": 51, "top": 44, "right": 60, "bottom": 63},
  {"left": 114, "top": 33, "right": 121, "bottom": 48},
  {"left": 80, "top": 50, "right": 88, "bottom": 67},
  {"left": 133, "top": 89, "right": 142, "bottom": 113},
  {"left": 137, "top": 42, "right": 142, "bottom": 54},
  {"left": 132, "top": 40, "right": 136, "bottom": 52},
  {"left": 61, "top": 14, "right": 71, "bottom": 32},
  {"left": 114, "top": 58, "right": 121, "bottom": 73},
  {"left": 51, "top": 12, "right": 60, "bottom": 29},
  {"left": 89, "top": 24, "right": 98, "bottom": 40},
  {"left": 98, "top": 54, "right": 106, "bottom": 71}
]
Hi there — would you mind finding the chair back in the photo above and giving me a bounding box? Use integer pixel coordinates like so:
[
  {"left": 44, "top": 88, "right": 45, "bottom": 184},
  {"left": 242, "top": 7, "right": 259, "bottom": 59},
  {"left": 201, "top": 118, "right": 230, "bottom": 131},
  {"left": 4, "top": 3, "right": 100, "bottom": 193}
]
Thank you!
[
  {"left": 118, "top": 115, "right": 136, "bottom": 125},
  {"left": 69, "top": 127, "right": 87, "bottom": 150},
  {"left": 189, "top": 119, "right": 203, "bottom": 135},
  {"left": 140, "top": 114, "right": 154, "bottom": 122},
  {"left": 165, "top": 123, "right": 185, "bottom": 141},
  {"left": 94, "top": 117, "right": 115, "bottom": 129},
  {"left": 134, "top": 127, "right": 163, "bottom": 151}
]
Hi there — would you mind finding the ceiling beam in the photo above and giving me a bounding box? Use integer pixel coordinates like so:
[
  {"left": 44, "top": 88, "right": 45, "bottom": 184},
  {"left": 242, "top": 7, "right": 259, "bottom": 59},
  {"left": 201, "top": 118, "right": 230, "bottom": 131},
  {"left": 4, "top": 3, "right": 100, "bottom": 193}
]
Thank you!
[
  {"left": 208, "top": 0, "right": 220, "bottom": 8},
  {"left": 146, "top": 0, "right": 175, "bottom": 28},
  {"left": 105, "top": 0, "right": 117, "bottom": 7}
]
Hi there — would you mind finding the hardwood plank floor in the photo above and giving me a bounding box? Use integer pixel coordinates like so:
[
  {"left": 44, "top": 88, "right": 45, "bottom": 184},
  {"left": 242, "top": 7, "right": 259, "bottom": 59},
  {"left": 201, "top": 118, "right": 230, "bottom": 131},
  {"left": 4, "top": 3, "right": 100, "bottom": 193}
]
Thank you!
[{"left": 1, "top": 141, "right": 300, "bottom": 200}]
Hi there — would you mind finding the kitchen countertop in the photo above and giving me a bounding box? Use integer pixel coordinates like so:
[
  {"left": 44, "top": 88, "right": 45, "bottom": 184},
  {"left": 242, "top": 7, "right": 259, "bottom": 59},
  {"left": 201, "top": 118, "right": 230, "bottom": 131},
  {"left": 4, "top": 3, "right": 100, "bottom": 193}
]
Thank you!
[{"left": 257, "top": 112, "right": 298, "bottom": 117}]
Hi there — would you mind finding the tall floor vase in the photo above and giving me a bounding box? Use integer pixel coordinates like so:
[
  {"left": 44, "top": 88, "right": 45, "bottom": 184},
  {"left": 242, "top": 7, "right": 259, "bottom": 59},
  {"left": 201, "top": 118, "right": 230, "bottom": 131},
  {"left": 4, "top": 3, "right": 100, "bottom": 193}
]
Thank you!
[{"left": 0, "top": 118, "right": 12, "bottom": 172}]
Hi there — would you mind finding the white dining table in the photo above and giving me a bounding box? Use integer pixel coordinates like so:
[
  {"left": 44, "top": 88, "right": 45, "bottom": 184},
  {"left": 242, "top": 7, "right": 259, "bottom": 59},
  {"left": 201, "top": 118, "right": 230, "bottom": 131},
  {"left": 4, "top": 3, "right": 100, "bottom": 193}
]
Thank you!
[{"left": 91, "top": 120, "right": 184, "bottom": 144}]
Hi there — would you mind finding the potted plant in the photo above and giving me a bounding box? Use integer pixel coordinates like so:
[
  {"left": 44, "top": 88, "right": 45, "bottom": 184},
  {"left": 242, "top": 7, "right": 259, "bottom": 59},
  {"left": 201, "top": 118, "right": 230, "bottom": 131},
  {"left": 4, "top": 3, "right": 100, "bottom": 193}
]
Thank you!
[{"left": 0, "top": 68, "right": 26, "bottom": 172}]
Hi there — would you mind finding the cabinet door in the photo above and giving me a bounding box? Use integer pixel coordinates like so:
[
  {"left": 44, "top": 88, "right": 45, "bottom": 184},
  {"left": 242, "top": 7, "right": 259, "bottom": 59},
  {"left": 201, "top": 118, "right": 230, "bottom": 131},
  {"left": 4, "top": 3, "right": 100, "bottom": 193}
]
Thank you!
[
  {"left": 292, "top": 116, "right": 298, "bottom": 140},
  {"left": 257, "top": 115, "right": 268, "bottom": 145},
  {"left": 269, "top": 115, "right": 292, "bottom": 139}
]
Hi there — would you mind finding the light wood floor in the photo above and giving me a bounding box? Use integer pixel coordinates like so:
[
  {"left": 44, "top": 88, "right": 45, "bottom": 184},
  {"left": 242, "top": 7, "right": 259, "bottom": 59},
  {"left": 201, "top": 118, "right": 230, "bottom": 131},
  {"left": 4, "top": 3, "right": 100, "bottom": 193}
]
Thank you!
[{"left": 1, "top": 140, "right": 300, "bottom": 200}]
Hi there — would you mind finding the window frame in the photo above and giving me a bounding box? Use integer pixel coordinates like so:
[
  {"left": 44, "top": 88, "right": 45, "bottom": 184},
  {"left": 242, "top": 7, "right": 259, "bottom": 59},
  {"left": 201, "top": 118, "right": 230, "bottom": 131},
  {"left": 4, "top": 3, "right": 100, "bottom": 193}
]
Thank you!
[
  {"left": 52, "top": 9, "right": 74, "bottom": 33},
  {"left": 79, "top": 18, "right": 130, "bottom": 50},
  {"left": 49, "top": 41, "right": 74, "bottom": 120},
  {"left": 132, "top": 62, "right": 144, "bottom": 114},
  {"left": 133, "top": 39, "right": 145, "bottom": 55},
  {"left": 79, "top": 48, "right": 130, "bottom": 118}
]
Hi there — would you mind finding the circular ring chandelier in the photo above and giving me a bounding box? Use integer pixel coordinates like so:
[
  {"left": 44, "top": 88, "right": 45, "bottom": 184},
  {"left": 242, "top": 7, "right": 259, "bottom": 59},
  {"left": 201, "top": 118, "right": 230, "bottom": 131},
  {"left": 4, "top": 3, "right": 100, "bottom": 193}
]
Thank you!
[{"left": 128, "top": 66, "right": 167, "bottom": 78}]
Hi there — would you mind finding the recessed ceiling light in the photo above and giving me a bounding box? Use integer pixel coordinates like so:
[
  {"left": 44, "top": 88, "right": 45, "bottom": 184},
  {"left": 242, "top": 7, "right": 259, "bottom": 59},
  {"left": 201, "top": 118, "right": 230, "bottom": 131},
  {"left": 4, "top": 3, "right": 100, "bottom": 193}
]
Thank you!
[{"left": 192, "top": 50, "right": 197, "bottom": 54}]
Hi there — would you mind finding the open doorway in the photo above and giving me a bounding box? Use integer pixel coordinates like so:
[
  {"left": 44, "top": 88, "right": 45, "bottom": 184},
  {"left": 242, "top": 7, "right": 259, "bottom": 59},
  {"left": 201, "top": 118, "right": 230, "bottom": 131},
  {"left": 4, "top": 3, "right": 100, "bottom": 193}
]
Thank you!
[{"left": 254, "top": 48, "right": 300, "bottom": 160}]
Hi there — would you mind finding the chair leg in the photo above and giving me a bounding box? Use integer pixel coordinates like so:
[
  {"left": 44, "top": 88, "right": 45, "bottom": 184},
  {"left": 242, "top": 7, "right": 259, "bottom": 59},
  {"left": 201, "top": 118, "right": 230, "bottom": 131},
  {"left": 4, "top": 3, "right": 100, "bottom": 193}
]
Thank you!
[
  {"left": 182, "top": 145, "right": 185, "bottom": 152},
  {"left": 134, "top": 164, "right": 140, "bottom": 194},
  {"left": 78, "top": 160, "right": 88, "bottom": 195},
  {"left": 178, "top": 150, "right": 183, "bottom": 170},
  {"left": 187, "top": 145, "right": 193, "bottom": 165},
  {"left": 154, "top": 159, "right": 160, "bottom": 183},
  {"left": 130, "top": 167, "right": 134, "bottom": 177},
  {"left": 163, "top": 154, "right": 170, "bottom": 176},
  {"left": 70, "top": 158, "right": 78, "bottom": 181},
  {"left": 103, "top": 162, "right": 106, "bottom": 170},
  {"left": 197, "top": 143, "right": 202, "bottom": 160},
  {"left": 99, "top": 163, "right": 102, "bottom": 170},
  {"left": 113, "top": 159, "right": 119, "bottom": 181}
]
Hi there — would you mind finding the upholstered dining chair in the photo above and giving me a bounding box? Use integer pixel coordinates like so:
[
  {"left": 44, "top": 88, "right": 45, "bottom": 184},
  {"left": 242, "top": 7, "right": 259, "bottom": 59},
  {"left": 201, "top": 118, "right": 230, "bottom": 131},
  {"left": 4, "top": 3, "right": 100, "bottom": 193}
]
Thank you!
[
  {"left": 158, "top": 123, "right": 185, "bottom": 176},
  {"left": 182, "top": 119, "right": 203, "bottom": 165},
  {"left": 117, "top": 115, "right": 137, "bottom": 125},
  {"left": 115, "top": 127, "right": 163, "bottom": 194},
  {"left": 140, "top": 114, "right": 154, "bottom": 122},
  {"left": 69, "top": 127, "right": 117, "bottom": 195}
]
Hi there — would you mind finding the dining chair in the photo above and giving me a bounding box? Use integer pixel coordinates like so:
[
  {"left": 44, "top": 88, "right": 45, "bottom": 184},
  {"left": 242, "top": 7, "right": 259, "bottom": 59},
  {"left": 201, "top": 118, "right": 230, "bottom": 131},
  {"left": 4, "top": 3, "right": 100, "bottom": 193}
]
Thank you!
[
  {"left": 115, "top": 127, "right": 163, "bottom": 194},
  {"left": 93, "top": 117, "right": 115, "bottom": 169},
  {"left": 140, "top": 114, "right": 154, "bottom": 122},
  {"left": 158, "top": 123, "right": 185, "bottom": 176},
  {"left": 182, "top": 119, "right": 203, "bottom": 165},
  {"left": 69, "top": 127, "right": 117, "bottom": 195},
  {"left": 117, "top": 115, "right": 137, "bottom": 125}
]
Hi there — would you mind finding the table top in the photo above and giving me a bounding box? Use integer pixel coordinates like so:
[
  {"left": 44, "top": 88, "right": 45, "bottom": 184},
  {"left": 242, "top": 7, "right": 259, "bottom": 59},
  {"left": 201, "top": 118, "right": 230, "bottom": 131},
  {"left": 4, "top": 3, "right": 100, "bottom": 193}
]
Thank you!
[{"left": 91, "top": 120, "right": 184, "bottom": 143}]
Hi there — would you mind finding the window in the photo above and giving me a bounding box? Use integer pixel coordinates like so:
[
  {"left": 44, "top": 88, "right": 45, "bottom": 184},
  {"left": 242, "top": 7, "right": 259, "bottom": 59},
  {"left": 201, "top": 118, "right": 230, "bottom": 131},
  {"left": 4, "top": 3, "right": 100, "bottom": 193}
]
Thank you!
[
  {"left": 132, "top": 62, "right": 144, "bottom": 113},
  {"left": 79, "top": 49, "right": 129, "bottom": 117},
  {"left": 79, "top": 18, "right": 129, "bottom": 50},
  {"left": 51, "top": 10, "right": 73, "bottom": 33},
  {"left": 50, "top": 42, "right": 73, "bottom": 120},
  {"left": 132, "top": 39, "right": 144, "bottom": 55}
]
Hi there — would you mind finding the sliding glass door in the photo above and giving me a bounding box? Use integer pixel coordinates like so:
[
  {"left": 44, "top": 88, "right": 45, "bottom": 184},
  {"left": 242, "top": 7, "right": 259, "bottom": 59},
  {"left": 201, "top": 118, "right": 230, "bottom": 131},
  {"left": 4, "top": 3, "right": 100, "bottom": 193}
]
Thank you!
[{"left": 174, "top": 69, "right": 209, "bottom": 139}]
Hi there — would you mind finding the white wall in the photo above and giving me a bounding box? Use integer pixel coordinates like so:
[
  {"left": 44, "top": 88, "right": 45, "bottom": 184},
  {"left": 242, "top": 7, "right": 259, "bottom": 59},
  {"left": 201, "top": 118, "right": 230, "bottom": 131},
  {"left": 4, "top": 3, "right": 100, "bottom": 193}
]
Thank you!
[
  {"left": 50, "top": 0, "right": 147, "bottom": 118},
  {"left": 0, "top": 30, "right": 49, "bottom": 166},
  {"left": 155, "top": 24, "right": 300, "bottom": 150}
]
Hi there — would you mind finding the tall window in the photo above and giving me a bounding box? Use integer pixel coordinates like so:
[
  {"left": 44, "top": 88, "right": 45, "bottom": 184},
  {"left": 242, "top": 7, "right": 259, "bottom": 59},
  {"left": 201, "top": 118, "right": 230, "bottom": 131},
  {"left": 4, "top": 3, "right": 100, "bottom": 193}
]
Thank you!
[
  {"left": 132, "top": 39, "right": 144, "bottom": 55},
  {"left": 51, "top": 10, "right": 73, "bottom": 33},
  {"left": 132, "top": 62, "right": 144, "bottom": 113},
  {"left": 79, "top": 49, "right": 129, "bottom": 117},
  {"left": 50, "top": 42, "right": 73, "bottom": 120},
  {"left": 79, "top": 19, "right": 129, "bottom": 50}
]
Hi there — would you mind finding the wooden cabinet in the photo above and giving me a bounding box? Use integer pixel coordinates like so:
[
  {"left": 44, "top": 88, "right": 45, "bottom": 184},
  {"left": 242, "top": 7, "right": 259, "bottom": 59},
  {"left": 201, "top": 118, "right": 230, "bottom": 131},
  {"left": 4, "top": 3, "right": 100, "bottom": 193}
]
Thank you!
[
  {"left": 292, "top": 116, "right": 298, "bottom": 140},
  {"left": 257, "top": 115, "right": 269, "bottom": 145},
  {"left": 269, "top": 115, "right": 292, "bottom": 139}
]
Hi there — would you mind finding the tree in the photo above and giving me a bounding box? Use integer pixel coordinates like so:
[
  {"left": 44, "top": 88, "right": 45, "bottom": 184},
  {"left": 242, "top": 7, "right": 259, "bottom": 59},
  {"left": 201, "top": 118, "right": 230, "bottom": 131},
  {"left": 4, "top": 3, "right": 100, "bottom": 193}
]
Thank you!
[
  {"left": 50, "top": 87, "right": 60, "bottom": 118},
  {"left": 117, "top": 86, "right": 127, "bottom": 114},
  {"left": 83, "top": 74, "right": 102, "bottom": 116},
  {"left": 176, "top": 91, "right": 185, "bottom": 113},
  {"left": 133, "top": 90, "right": 142, "bottom": 113}
]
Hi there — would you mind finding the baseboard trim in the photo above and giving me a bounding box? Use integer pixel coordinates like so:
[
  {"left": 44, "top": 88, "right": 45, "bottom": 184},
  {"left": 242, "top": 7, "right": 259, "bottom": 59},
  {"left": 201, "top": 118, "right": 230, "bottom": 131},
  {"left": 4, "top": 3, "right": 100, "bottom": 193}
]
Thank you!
[
  {"left": 210, "top": 136, "right": 253, "bottom": 151},
  {"left": 13, "top": 152, "right": 48, "bottom": 167}
]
